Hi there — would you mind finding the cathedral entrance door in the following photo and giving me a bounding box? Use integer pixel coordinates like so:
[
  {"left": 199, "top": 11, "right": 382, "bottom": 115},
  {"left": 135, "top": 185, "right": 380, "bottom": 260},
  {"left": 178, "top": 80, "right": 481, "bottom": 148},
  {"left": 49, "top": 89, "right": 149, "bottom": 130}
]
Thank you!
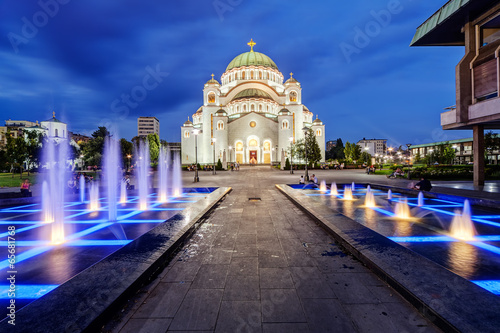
[{"left": 249, "top": 150, "right": 257, "bottom": 164}]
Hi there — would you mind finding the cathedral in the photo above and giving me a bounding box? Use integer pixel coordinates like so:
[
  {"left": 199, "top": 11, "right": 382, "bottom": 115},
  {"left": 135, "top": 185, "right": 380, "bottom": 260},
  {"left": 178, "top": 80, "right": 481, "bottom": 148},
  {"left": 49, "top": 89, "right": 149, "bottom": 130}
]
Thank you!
[{"left": 181, "top": 40, "right": 325, "bottom": 166}]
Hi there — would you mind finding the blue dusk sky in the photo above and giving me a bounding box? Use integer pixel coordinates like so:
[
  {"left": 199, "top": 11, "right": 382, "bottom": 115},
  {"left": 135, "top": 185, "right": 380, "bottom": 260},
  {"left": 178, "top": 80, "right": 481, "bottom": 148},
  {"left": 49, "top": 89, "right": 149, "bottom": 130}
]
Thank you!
[{"left": 0, "top": 0, "right": 475, "bottom": 147}]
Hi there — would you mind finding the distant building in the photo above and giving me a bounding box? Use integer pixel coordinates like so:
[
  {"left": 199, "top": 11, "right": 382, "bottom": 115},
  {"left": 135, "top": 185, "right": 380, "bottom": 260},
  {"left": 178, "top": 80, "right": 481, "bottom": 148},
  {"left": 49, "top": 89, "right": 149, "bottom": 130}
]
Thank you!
[
  {"left": 138, "top": 117, "right": 160, "bottom": 137},
  {"left": 1, "top": 113, "right": 69, "bottom": 146},
  {"left": 356, "top": 138, "right": 387, "bottom": 156},
  {"left": 326, "top": 140, "right": 336, "bottom": 152},
  {"left": 0, "top": 119, "right": 38, "bottom": 147},
  {"left": 70, "top": 132, "right": 91, "bottom": 144},
  {"left": 411, "top": 1, "right": 500, "bottom": 184},
  {"left": 410, "top": 138, "right": 499, "bottom": 165}
]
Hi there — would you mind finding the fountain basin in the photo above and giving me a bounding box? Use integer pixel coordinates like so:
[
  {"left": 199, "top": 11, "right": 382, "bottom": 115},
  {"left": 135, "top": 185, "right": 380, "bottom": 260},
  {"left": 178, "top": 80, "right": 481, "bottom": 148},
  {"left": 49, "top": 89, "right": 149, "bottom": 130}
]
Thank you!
[{"left": 0, "top": 186, "right": 227, "bottom": 331}]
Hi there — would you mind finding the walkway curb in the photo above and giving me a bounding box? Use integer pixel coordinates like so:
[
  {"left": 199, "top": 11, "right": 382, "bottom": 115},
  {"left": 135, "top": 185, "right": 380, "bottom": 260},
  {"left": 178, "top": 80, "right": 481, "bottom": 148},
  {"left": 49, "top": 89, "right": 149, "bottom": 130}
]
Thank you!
[{"left": 276, "top": 184, "right": 500, "bottom": 333}]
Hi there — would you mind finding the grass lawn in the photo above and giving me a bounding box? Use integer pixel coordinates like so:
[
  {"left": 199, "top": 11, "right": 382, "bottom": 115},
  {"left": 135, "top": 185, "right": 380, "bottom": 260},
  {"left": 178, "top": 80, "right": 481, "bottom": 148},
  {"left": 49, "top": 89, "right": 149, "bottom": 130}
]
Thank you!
[{"left": 0, "top": 173, "right": 38, "bottom": 187}]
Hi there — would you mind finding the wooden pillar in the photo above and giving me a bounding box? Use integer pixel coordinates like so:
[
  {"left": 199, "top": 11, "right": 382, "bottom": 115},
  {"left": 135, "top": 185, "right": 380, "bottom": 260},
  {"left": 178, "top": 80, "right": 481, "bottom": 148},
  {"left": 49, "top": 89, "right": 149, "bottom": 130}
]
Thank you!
[{"left": 473, "top": 125, "right": 485, "bottom": 186}]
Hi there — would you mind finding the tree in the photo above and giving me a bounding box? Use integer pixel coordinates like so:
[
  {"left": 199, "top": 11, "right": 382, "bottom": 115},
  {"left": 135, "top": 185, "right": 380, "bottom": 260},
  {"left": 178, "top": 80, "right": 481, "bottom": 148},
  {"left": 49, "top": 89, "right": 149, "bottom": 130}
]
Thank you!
[
  {"left": 23, "top": 130, "right": 44, "bottom": 175},
  {"left": 485, "top": 131, "right": 500, "bottom": 164},
  {"left": 294, "top": 129, "right": 322, "bottom": 166},
  {"left": 120, "top": 138, "right": 133, "bottom": 168},
  {"left": 147, "top": 133, "right": 160, "bottom": 163},
  {"left": 334, "top": 138, "right": 345, "bottom": 160},
  {"left": 443, "top": 145, "right": 456, "bottom": 164},
  {"left": 344, "top": 142, "right": 361, "bottom": 163},
  {"left": 359, "top": 151, "right": 372, "bottom": 164},
  {"left": 82, "top": 126, "right": 110, "bottom": 167},
  {"left": 285, "top": 157, "right": 290, "bottom": 169}
]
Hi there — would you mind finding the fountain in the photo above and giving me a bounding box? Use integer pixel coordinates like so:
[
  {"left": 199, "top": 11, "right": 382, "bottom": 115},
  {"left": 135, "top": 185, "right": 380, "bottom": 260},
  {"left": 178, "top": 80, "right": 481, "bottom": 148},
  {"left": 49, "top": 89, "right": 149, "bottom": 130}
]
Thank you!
[
  {"left": 319, "top": 180, "right": 327, "bottom": 192},
  {"left": 417, "top": 191, "right": 424, "bottom": 207},
  {"left": 172, "top": 151, "right": 183, "bottom": 197},
  {"left": 41, "top": 139, "right": 68, "bottom": 244},
  {"left": 79, "top": 174, "right": 85, "bottom": 203},
  {"left": 330, "top": 182, "right": 338, "bottom": 196},
  {"left": 137, "top": 140, "right": 150, "bottom": 210},
  {"left": 352, "top": 182, "right": 356, "bottom": 190},
  {"left": 387, "top": 189, "right": 392, "bottom": 200},
  {"left": 120, "top": 180, "right": 127, "bottom": 204},
  {"left": 394, "top": 197, "right": 411, "bottom": 219},
  {"left": 364, "top": 187, "right": 376, "bottom": 207},
  {"left": 158, "top": 145, "right": 170, "bottom": 202},
  {"left": 343, "top": 186, "right": 353, "bottom": 200},
  {"left": 104, "top": 136, "right": 121, "bottom": 221},
  {"left": 89, "top": 182, "right": 100, "bottom": 211},
  {"left": 449, "top": 200, "right": 476, "bottom": 241}
]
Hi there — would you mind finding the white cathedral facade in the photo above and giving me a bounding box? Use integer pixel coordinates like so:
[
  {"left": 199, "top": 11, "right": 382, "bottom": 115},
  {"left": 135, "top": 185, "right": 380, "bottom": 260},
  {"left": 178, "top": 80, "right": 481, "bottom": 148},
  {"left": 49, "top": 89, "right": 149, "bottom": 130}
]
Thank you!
[{"left": 181, "top": 40, "right": 325, "bottom": 166}]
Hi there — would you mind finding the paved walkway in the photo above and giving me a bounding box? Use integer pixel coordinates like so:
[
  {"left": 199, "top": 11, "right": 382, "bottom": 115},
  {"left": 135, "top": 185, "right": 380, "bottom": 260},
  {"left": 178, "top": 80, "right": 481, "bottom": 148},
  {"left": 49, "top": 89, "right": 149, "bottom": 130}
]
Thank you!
[{"left": 104, "top": 167, "right": 440, "bottom": 332}]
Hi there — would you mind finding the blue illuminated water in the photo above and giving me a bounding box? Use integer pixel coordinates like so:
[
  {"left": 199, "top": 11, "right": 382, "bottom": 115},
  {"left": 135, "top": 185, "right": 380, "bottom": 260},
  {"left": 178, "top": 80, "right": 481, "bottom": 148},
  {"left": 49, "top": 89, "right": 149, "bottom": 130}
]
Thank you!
[
  {"left": 0, "top": 187, "right": 216, "bottom": 317},
  {"left": 290, "top": 183, "right": 500, "bottom": 296}
]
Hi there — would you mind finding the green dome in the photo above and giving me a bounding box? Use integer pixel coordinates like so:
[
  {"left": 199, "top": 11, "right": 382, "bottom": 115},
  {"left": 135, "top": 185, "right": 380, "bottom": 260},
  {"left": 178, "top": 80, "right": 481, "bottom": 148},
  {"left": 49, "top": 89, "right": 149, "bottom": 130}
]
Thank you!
[
  {"left": 226, "top": 52, "right": 278, "bottom": 71},
  {"left": 232, "top": 89, "right": 273, "bottom": 101}
]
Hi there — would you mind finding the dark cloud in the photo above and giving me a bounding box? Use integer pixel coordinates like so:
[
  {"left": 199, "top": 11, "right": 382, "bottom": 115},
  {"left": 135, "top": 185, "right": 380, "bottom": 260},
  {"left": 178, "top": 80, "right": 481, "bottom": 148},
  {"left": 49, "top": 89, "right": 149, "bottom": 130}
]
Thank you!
[{"left": 0, "top": 0, "right": 471, "bottom": 146}]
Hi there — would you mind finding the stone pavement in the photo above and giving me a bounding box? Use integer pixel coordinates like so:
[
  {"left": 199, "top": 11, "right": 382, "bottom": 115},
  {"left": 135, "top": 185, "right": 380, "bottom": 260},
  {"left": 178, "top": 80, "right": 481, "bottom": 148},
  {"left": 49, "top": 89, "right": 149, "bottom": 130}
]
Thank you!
[{"left": 104, "top": 167, "right": 441, "bottom": 333}]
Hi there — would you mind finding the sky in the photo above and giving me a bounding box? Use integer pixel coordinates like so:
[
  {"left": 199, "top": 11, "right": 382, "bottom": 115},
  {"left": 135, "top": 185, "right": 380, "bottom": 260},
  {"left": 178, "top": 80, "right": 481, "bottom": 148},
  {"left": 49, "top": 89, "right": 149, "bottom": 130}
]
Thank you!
[{"left": 0, "top": 0, "right": 475, "bottom": 148}]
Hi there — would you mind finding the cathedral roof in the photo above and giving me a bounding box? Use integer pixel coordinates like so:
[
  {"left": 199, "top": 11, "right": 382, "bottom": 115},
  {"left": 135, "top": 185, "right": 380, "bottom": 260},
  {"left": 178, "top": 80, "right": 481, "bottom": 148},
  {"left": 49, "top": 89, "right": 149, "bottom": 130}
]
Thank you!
[
  {"left": 226, "top": 40, "right": 278, "bottom": 71},
  {"left": 278, "top": 108, "right": 290, "bottom": 115},
  {"left": 183, "top": 117, "right": 193, "bottom": 126},
  {"left": 215, "top": 108, "right": 227, "bottom": 116},
  {"left": 232, "top": 88, "right": 273, "bottom": 101},
  {"left": 206, "top": 74, "right": 219, "bottom": 85}
]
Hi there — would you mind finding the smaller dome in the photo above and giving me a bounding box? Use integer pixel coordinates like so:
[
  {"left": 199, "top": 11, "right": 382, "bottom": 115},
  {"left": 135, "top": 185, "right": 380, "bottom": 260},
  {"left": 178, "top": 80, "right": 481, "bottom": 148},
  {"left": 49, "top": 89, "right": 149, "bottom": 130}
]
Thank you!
[
  {"left": 183, "top": 117, "right": 193, "bottom": 126},
  {"left": 233, "top": 88, "right": 272, "bottom": 101},
  {"left": 215, "top": 108, "right": 227, "bottom": 116},
  {"left": 285, "top": 72, "right": 298, "bottom": 84},
  {"left": 278, "top": 108, "right": 290, "bottom": 115},
  {"left": 206, "top": 74, "right": 220, "bottom": 85},
  {"left": 313, "top": 116, "right": 322, "bottom": 125}
]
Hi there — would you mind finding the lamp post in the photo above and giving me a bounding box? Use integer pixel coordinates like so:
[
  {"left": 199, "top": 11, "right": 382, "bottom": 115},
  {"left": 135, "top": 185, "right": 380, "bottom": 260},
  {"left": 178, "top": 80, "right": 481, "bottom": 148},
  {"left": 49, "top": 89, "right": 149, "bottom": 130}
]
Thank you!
[
  {"left": 193, "top": 129, "right": 199, "bottom": 182},
  {"left": 406, "top": 143, "right": 411, "bottom": 179},
  {"left": 275, "top": 145, "right": 278, "bottom": 166},
  {"left": 80, "top": 154, "right": 84, "bottom": 171},
  {"left": 302, "top": 127, "right": 309, "bottom": 181},
  {"left": 212, "top": 138, "right": 216, "bottom": 175},
  {"left": 428, "top": 148, "right": 434, "bottom": 166},
  {"left": 289, "top": 136, "right": 294, "bottom": 174}
]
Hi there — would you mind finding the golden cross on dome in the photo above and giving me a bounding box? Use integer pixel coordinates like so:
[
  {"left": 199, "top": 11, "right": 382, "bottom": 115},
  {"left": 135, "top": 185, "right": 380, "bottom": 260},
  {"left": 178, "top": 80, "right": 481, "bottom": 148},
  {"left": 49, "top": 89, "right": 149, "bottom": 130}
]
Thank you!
[
  {"left": 52, "top": 111, "right": 55, "bottom": 118},
  {"left": 247, "top": 39, "right": 256, "bottom": 52},
  {"left": 211, "top": 73, "right": 214, "bottom": 80},
  {"left": 290, "top": 72, "right": 293, "bottom": 78},
  {"left": 188, "top": 116, "right": 190, "bottom": 121}
]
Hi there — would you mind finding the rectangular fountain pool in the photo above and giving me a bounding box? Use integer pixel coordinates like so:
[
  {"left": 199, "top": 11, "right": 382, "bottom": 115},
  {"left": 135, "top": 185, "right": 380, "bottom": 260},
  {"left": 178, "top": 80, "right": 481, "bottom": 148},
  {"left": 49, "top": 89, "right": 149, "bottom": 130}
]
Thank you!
[
  {"left": 289, "top": 183, "right": 500, "bottom": 296},
  {"left": 0, "top": 187, "right": 216, "bottom": 319}
]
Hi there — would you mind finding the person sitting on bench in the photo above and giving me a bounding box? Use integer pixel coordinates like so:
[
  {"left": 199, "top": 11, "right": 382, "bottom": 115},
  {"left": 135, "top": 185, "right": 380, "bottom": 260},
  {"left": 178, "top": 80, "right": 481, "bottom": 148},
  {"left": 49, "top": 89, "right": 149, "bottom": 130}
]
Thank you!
[{"left": 20, "top": 179, "right": 31, "bottom": 197}]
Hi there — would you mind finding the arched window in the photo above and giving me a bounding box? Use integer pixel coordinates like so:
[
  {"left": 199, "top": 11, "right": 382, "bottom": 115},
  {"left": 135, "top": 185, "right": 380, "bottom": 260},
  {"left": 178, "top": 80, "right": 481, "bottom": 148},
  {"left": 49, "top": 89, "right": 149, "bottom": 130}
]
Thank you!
[
  {"left": 250, "top": 71, "right": 254, "bottom": 79},
  {"left": 236, "top": 105, "right": 239, "bottom": 112},
  {"left": 208, "top": 92, "right": 216, "bottom": 104},
  {"left": 263, "top": 141, "right": 271, "bottom": 151},
  {"left": 267, "top": 105, "right": 270, "bottom": 112},
  {"left": 243, "top": 104, "right": 247, "bottom": 112},
  {"left": 184, "top": 130, "right": 190, "bottom": 138},
  {"left": 289, "top": 91, "right": 297, "bottom": 102},
  {"left": 55, "top": 129, "right": 59, "bottom": 137},
  {"left": 217, "top": 120, "right": 224, "bottom": 130},
  {"left": 242, "top": 71, "right": 246, "bottom": 79},
  {"left": 259, "top": 72, "right": 262, "bottom": 79},
  {"left": 251, "top": 104, "right": 255, "bottom": 111},
  {"left": 259, "top": 104, "right": 263, "bottom": 111},
  {"left": 249, "top": 139, "right": 258, "bottom": 147},
  {"left": 236, "top": 142, "right": 243, "bottom": 151},
  {"left": 316, "top": 129, "right": 322, "bottom": 136},
  {"left": 282, "top": 120, "right": 289, "bottom": 129}
]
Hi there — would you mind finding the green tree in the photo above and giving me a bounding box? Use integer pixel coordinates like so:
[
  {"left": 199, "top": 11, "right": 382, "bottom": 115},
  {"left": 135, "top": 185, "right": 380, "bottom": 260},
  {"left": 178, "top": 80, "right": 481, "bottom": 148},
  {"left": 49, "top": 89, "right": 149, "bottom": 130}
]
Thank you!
[
  {"left": 485, "top": 131, "right": 500, "bottom": 163},
  {"left": 120, "top": 138, "right": 133, "bottom": 168},
  {"left": 24, "top": 130, "right": 44, "bottom": 175},
  {"left": 344, "top": 142, "right": 361, "bottom": 163},
  {"left": 147, "top": 133, "right": 160, "bottom": 163},
  {"left": 82, "top": 126, "right": 110, "bottom": 167},
  {"left": 285, "top": 157, "right": 290, "bottom": 169},
  {"left": 443, "top": 145, "right": 456, "bottom": 164},
  {"left": 359, "top": 151, "right": 372, "bottom": 164},
  {"left": 294, "top": 129, "right": 322, "bottom": 166},
  {"left": 216, "top": 158, "right": 223, "bottom": 170}
]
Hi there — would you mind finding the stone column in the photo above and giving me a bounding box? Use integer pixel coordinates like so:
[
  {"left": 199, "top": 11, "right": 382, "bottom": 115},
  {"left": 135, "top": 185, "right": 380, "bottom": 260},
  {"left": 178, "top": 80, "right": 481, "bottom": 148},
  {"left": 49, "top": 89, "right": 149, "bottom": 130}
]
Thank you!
[
  {"left": 223, "top": 150, "right": 227, "bottom": 170},
  {"left": 473, "top": 125, "right": 485, "bottom": 186},
  {"left": 281, "top": 149, "right": 285, "bottom": 170}
]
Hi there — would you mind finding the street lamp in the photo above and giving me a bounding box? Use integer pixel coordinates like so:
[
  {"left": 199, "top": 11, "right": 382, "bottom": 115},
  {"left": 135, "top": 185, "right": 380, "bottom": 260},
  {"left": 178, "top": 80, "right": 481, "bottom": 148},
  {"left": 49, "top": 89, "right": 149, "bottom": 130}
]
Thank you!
[
  {"left": 289, "top": 136, "right": 294, "bottom": 174},
  {"left": 406, "top": 143, "right": 411, "bottom": 179},
  {"left": 212, "top": 138, "right": 216, "bottom": 175},
  {"left": 126, "top": 154, "right": 131, "bottom": 171},
  {"left": 80, "top": 154, "right": 84, "bottom": 171},
  {"left": 302, "top": 127, "right": 309, "bottom": 181},
  {"left": 193, "top": 129, "right": 199, "bottom": 182},
  {"left": 275, "top": 145, "right": 278, "bottom": 165}
]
